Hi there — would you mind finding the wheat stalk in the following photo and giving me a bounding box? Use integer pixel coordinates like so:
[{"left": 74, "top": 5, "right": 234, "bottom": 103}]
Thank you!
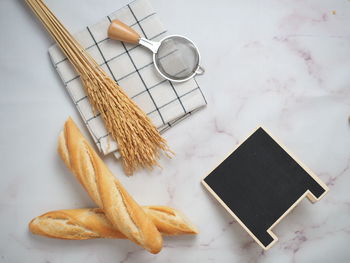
[{"left": 26, "top": 0, "right": 172, "bottom": 175}]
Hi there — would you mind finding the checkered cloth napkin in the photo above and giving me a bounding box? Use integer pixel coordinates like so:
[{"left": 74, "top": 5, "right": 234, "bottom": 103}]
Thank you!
[{"left": 48, "top": 0, "right": 207, "bottom": 159}]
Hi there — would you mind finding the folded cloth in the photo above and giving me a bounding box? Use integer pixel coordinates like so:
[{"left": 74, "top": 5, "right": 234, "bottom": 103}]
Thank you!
[{"left": 48, "top": 0, "right": 207, "bottom": 159}]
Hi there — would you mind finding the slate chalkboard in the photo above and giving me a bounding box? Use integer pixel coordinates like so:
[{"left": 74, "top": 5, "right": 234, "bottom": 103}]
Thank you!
[{"left": 202, "top": 127, "right": 328, "bottom": 250}]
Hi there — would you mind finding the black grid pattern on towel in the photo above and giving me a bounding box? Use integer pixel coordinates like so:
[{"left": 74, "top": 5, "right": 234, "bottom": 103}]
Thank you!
[{"left": 49, "top": 0, "right": 207, "bottom": 153}]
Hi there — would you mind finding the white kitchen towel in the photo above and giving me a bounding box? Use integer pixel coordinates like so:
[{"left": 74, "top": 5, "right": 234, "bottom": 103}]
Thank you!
[{"left": 48, "top": 0, "right": 207, "bottom": 159}]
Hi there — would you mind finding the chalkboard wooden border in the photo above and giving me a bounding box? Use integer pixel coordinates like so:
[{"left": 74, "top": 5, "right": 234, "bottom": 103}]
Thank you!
[{"left": 201, "top": 127, "right": 329, "bottom": 250}]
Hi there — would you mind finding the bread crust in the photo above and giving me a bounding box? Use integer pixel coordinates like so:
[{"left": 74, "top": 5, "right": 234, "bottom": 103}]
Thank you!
[
  {"left": 29, "top": 207, "right": 198, "bottom": 240},
  {"left": 57, "top": 118, "right": 162, "bottom": 253}
]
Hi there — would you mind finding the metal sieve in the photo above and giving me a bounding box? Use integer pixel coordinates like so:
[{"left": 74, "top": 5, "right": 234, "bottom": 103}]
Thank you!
[{"left": 108, "top": 20, "right": 204, "bottom": 82}]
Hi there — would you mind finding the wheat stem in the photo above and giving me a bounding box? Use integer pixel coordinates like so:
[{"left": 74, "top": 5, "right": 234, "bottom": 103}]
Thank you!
[{"left": 26, "top": 0, "right": 173, "bottom": 175}]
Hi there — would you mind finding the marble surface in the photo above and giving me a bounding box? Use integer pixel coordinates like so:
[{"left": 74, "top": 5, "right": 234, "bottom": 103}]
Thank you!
[{"left": 1, "top": 0, "right": 350, "bottom": 262}]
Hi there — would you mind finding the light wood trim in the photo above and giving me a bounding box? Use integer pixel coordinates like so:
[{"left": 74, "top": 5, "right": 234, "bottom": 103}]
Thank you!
[{"left": 201, "top": 126, "right": 329, "bottom": 250}]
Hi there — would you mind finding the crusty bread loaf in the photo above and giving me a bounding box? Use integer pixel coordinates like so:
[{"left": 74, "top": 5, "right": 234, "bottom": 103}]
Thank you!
[
  {"left": 143, "top": 206, "right": 198, "bottom": 235},
  {"left": 29, "top": 207, "right": 198, "bottom": 240},
  {"left": 30, "top": 208, "right": 124, "bottom": 239},
  {"left": 57, "top": 118, "right": 162, "bottom": 253}
]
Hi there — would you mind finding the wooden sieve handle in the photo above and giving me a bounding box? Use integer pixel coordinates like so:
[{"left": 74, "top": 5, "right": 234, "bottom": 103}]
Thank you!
[{"left": 108, "top": 20, "right": 140, "bottom": 44}]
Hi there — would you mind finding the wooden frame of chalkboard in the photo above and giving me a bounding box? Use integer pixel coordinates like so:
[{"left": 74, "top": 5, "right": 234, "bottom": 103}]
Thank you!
[{"left": 202, "top": 127, "right": 329, "bottom": 250}]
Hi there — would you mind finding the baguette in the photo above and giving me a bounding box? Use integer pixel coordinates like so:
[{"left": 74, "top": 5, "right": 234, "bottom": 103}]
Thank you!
[
  {"left": 29, "top": 206, "right": 198, "bottom": 240},
  {"left": 57, "top": 118, "right": 162, "bottom": 253}
]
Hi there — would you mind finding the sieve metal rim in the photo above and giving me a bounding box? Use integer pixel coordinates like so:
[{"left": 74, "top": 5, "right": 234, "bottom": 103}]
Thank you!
[{"left": 153, "top": 34, "right": 202, "bottom": 83}]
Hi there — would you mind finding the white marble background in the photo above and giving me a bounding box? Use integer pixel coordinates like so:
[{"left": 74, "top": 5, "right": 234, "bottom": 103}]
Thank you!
[{"left": 1, "top": 0, "right": 350, "bottom": 262}]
